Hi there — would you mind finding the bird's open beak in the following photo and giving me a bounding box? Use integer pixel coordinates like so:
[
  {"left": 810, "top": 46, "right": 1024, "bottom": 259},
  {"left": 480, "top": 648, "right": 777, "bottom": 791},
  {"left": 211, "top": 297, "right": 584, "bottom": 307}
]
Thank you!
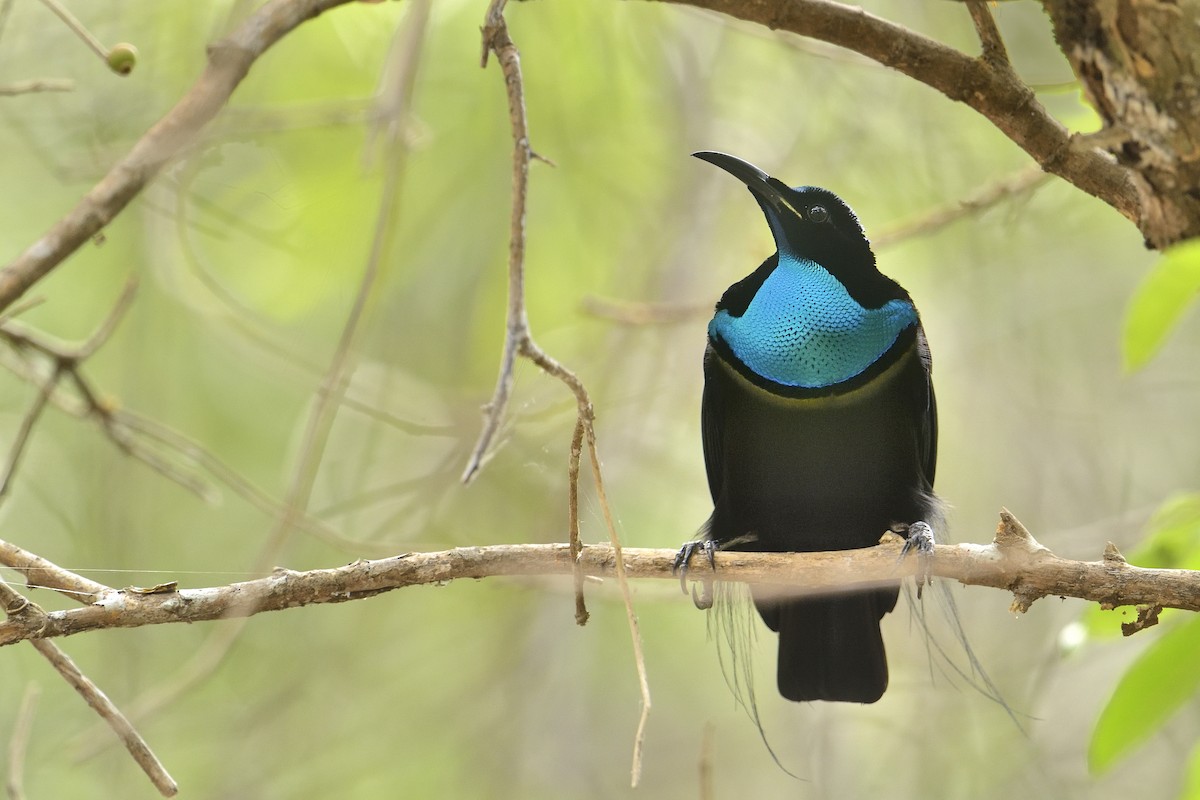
[{"left": 692, "top": 151, "right": 795, "bottom": 218}]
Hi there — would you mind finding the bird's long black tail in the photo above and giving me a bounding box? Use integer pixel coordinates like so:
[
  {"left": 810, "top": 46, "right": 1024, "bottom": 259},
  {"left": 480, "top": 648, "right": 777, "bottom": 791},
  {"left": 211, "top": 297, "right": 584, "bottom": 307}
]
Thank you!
[{"left": 757, "top": 589, "right": 896, "bottom": 704}]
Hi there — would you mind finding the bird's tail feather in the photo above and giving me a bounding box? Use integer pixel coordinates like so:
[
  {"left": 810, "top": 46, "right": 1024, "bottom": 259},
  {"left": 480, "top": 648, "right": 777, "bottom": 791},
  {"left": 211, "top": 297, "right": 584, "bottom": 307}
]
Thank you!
[
  {"left": 763, "top": 591, "right": 893, "bottom": 704},
  {"left": 903, "top": 580, "right": 1029, "bottom": 732},
  {"left": 708, "top": 582, "right": 804, "bottom": 780}
]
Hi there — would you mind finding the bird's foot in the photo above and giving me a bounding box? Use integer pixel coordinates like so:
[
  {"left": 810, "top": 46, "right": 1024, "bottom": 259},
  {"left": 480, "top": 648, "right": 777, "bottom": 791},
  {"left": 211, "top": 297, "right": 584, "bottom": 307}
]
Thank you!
[
  {"left": 896, "top": 521, "right": 935, "bottom": 599},
  {"left": 672, "top": 539, "right": 716, "bottom": 610}
]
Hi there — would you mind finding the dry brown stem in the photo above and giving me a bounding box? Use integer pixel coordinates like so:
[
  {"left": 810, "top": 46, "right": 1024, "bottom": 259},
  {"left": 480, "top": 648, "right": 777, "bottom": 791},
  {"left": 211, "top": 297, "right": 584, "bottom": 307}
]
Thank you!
[{"left": 469, "top": 1, "right": 651, "bottom": 783}]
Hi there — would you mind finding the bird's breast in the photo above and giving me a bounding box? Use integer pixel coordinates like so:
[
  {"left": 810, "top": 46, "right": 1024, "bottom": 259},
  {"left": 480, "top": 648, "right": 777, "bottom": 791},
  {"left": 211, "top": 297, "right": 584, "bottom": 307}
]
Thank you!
[{"left": 709, "top": 256, "right": 916, "bottom": 389}]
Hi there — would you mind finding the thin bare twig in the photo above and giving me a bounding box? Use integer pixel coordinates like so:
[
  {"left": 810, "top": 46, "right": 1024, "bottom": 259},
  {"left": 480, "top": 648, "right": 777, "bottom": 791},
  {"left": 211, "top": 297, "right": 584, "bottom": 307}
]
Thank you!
[
  {"left": 586, "top": 422, "right": 651, "bottom": 785},
  {"left": 78, "top": 278, "right": 138, "bottom": 358},
  {"left": 69, "top": 622, "right": 243, "bottom": 764},
  {"left": 873, "top": 164, "right": 1051, "bottom": 248},
  {"left": 568, "top": 418, "right": 589, "bottom": 626},
  {"left": 965, "top": 0, "right": 1009, "bottom": 65},
  {"left": 471, "top": 1, "right": 598, "bottom": 622},
  {"left": 5, "top": 683, "right": 39, "bottom": 800},
  {"left": 0, "top": 343, "right": 366, "bottom": 547},
  {"left": 471, "top": 1, "right": 651, "bottom": 783},
  {"left": 0, "top": 79, "right": 74, "bottom": 96},
  {"left": 36, "top": 0, "right": 110, "bottom": 62},
  {"left": 117, "top": 411, "right": 379, "bottom": 552},
  {"left": 0, "top": 365, "right": 59, "bottom": 501},
  {"left": 462, "top": 0, "right": 536, "bottom": 484},
  {"left": 29, "top": 639, "right": 177, "bottom": 796},
  {"left": 580, "top": 296, "right": 712, "bottom": 326}
]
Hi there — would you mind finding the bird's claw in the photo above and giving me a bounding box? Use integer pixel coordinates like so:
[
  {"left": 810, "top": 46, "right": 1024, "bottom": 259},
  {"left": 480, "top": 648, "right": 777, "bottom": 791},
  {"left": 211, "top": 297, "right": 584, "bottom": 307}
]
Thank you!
[
  {"left": 896, "top": 521, "right": 935, "bottom": 599},
  {"left": 690, "top": 581, "right": 714, "bottom": 610},
  {"left": 672, "top": 540, "right": 717, "bottom": 609}
]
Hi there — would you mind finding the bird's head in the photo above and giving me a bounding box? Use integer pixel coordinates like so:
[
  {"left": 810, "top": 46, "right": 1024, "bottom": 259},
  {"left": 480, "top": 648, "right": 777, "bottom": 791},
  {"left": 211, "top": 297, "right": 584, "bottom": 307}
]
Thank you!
[{"left": 695, "top": 151, "right": 890, "bottom": 305}]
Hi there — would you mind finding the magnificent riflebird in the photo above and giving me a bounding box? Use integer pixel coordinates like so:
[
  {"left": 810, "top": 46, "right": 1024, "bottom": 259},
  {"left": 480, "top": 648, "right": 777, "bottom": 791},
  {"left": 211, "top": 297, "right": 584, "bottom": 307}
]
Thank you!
[{"left": 676, "top": 151, "right": 938, "bottom": 704}]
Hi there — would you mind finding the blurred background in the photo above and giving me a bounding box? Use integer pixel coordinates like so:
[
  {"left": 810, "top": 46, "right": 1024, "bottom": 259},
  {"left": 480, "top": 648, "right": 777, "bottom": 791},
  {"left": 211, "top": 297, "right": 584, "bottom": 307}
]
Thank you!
[{"left": 1, "top": 0, "right": 1198, "bottom": 797}]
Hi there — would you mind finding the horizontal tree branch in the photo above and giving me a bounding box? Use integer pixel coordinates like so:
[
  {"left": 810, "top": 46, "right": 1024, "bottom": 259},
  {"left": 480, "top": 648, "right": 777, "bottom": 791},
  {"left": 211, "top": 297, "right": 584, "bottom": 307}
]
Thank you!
[{"left": 1, "top": 512, "right": 1192, "bottom": 648}]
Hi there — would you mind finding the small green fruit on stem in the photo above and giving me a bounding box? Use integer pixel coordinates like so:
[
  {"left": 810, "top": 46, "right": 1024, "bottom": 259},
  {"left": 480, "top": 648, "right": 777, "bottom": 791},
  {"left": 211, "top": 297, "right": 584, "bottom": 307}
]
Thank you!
[{"left": 106, "top": 43, "right": 138, "bottom": 75}]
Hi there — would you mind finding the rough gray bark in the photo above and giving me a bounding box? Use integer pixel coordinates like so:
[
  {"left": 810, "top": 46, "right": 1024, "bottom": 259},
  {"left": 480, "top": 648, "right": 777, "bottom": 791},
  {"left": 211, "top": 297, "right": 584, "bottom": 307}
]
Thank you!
[{"left": 1043, "top": 0, "right": 1200, "bottom": 248}]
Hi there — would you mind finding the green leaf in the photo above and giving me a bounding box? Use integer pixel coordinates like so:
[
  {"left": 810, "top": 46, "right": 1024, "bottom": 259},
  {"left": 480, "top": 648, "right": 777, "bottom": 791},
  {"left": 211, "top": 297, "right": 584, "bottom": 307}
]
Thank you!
[
  {"left": 1123, "top": 239, "right": 1200, "bottom": 371},
  {"left": 1182, "top": 741, "right": 1200, "bottom": 800},
  {"left": 1131, "top": 494, "right": 1200, "bottom": 570},
  {"left": 1089, "top": 614, "right": 1200, "bottom": 773}
]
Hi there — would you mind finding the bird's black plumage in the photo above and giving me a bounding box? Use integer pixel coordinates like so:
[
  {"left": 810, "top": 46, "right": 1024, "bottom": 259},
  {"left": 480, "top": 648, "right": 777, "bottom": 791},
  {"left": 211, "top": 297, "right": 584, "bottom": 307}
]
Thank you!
[{"left": 683, "top": 151, "right": 938, "bottom": 703}]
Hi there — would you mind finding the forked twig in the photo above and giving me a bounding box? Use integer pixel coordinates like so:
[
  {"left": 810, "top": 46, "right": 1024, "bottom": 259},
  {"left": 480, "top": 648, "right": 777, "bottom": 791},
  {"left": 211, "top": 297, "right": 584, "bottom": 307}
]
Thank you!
[
  {"left": 0, "top": 281, "right": 220, "bottom": 500},
  {"left": 470, "top": 0, "right": 651, "bottom": 784},
  {"left": 0, "top": 578, "right": 175, "bottom": 795},
  {"left": 462, "top": 1, "right": 536, "bottom": 485}
]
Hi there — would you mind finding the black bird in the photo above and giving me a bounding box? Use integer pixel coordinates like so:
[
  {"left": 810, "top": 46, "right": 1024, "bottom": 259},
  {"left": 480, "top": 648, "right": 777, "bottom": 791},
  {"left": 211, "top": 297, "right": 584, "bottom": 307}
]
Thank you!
[{"left": 677, "top": 152, "right": 938, "bottom": 704}]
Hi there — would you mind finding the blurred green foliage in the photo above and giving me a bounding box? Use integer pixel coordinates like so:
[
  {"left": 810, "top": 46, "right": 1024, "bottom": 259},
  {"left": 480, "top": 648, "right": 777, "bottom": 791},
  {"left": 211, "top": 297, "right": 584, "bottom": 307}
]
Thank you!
[
  {"left": 1, "top": 1, "right": 1199, "bottom": 798},
  {"left": 1123, "top": 240, "right": 1200, "bottom": 372},
  {"left": 1089, "top": 614, "right": 1200, "bottom": 774}
]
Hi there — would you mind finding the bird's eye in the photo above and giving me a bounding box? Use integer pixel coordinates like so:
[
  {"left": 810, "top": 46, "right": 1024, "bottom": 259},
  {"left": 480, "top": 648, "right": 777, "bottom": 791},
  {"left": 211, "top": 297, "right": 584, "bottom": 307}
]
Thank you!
[{"left": 807, "top": 205, "right": 829, "bottom": 223}]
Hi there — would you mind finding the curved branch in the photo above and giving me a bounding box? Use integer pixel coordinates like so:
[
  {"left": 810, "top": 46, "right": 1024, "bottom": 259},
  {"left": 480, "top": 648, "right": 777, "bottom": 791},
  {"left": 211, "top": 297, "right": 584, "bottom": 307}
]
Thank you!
[
  {"left": 2, "top": 512, "right": 1193, "bottom": 648},
  {"left": 655, "top": 0, "right": 1140, "bottom": 225},
  {"left": 0, "top": 0, "right": 357, "bottom": 314}
]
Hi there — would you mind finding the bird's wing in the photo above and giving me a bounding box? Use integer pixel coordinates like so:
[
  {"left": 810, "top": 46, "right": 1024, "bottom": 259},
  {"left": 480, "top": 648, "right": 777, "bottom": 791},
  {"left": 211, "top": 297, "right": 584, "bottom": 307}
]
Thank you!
[
  {"left": 916, "top": 325, "right": 938, "bottom": 489},
  {"left": 700, "top": 345, "right": 725, "bottom": 504}
]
